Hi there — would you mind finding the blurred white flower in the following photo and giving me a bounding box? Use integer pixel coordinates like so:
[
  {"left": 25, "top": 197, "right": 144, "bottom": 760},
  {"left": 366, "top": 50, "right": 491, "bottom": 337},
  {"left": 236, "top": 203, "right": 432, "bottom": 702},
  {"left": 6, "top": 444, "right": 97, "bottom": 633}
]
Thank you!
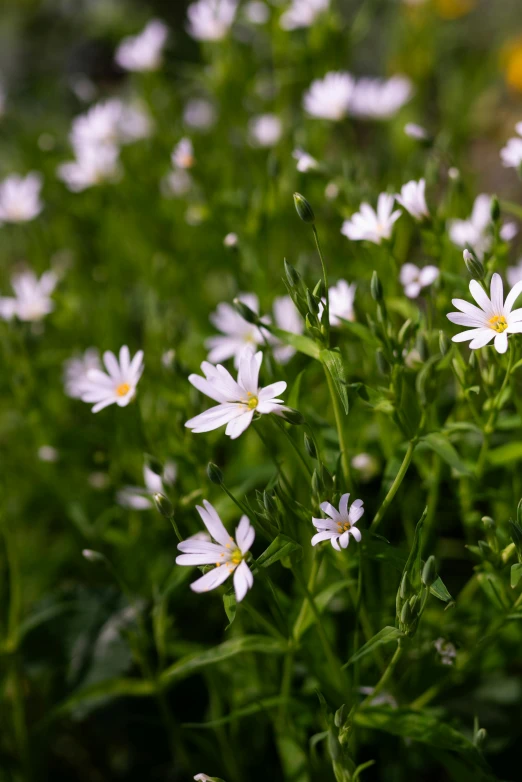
[
  {"left": 500, "top": 222, "right": 518, "bottom": 242},
  {"left": 325, "top": 182, "right": 339, "bottom": 200},
  {"left": 293, "top": 148, "right": 318, "bottom": 172},
  {"left": 89, "top": 472, "right": 110, "bottom": 490},
  {"left": 186, "top": 350, "right": 288, "bottom": 439},
  {"left": 183, "top": 98, "right": 217, "bottom": 131},
  {"left": 205, "top": 293, "right": 266, "bottom": 367},
  {"left": 176, "top": 501, "right": 255, "bottom": 601},
  {"left": 341, "top": 193, "right": 401, "bottom": 244},
  {"left": 162, "top": 169, "right": 193, "bottom": 197},
  {"left": 249, "top": 114, "right": 282, "bottom": 147},
  {"left": 117, "top": 463, "right": 176, "bottom": 510},
  {"left": 187, "top": 0, "right": 238, "bottom": 41},
  {"left": 507, "top": 258, "right": 522, "bottom": 287},
  {"left": 57, "top": 144, "right": 121, "bottom": 192},
  {"left": 396, "top": 178, "right": 429, "bottom": 221},
  {"left": 280, "top": 0, "right": 328, "bottom": 30},
  {"left": 271, "top": 295, "right": 303, "bottom": 363},
  {"left": 115, "top": 19, "right": 168, "bottom": 72},
  {"left": 0, "top": 269, "right": 57, "bottom": 322},
  {"left": 404, "top": 122, "right": 429, "bottom": 141},
  {"left": 500, "top": 137, "right": 522, "bottom": 170},
  {"left": 303, "top": 71, "right": 354, "bottom": 120},
  {"left": 0, "top": 173, "right": 43, "bottom": 223},
  {"left": 322, "top": 279, "right": 356, "bottom": 326},
  {"left": 70, "top": 100, "right": 124, "bottom": 149},
  {"left": 223, "top": 232, "right": 238, "bottom": 247},
  {"left": 312, "top": 494, "right": 364, "bottom": 550},
  {"left": 194, "top": 775, "right": 215, "bottom": 782},
  {"left": 448, "top": 167, "right": 460, "bottom": 181},
  {"left": 400, "top": 263, "right": 438, "bottom": 298},
  {"left": 447, "top": 273, "right": 522, "bottom": 354},
  {"left": 118, "top": 103, "right": 153, "bottom": 142},
  {"left": 448, "top": 194, "right": 492, "bottom": 260},
  {"left": 349, "top": 75, "right": 412, "bottom": 120},
  {"left": 172, "top": 138, "right": 196, "bottom": 169},
  {"left": 351, "top": 452, "right": 379, "bottom": 481},
  {"left": 38, "top": 445, "right": 59, "bottom": 463},
  {"left": 79, "top": 345, "right": 144, "bottom": 413},
  {"left": 434, "top": 638, "right": 456, "bottom": 666},
  {"left": 245, "top": 1, "right": 270, "bottom": 24},
  {"left": 64, "top": 348, "right": 101, "bottom": 399}
]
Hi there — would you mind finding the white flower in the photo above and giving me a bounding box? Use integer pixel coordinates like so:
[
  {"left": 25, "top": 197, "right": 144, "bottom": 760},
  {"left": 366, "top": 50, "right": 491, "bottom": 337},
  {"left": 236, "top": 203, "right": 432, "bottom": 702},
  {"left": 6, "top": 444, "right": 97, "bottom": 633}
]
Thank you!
[
  {"left": 396, "top": 178, "right": 429, "bottom": 221},
  {"left": 118, "top": 103, "right": 153, "bottom": 142},
  {"left": 64, "top": 348, "right": 101, "bottom": 398},
  {"left": 507, "top": 258, "right": 522, "bottom": 287},
  {"left": 117, "top": 463, "right": 175, "bottom": 510},
  {"left": 271, "top": 295, "right": 303, "bottom": 363},
  {"left": 501, "top": 222, "right": 518, "bottom": 243},
  {"left": 194, "top": 776, "right": 215, "bottom": 782},
  {"left": 341, "top": 193, "right": 401, "bottom": 244},
  {"left": 448, "top": 194, "right": 492, "bottom": 260},
  {"left": 500, "top": 137, "right": 522, "bottom": 170},
  {"left": 321, "top": 279, "right": 356, "bottom": 326},
  {"left": 400, "top": 263, "right": 438, "bottom": 298},
  {"left": 115, "top": 19, "right": 168, "bottom": 72},
  {"left": 0, "top": 173, "right": 43, "bottom": 223},
  {"left": 38, "top": 445, "right": 59, "bottom": 463},
  {"left": 223, "top": 232, "right": 238, "bottom": 247},
  {"left": 172, "top": 138, "right": 195, "bottom": 169},
  {"left": 78, "top": 346, "right": 144, "bottom": 413},
  {"left": 187, "top": 0, "right": 238, "bottom": 41},
  {"left": 311, "top": 494, "right": 364, "bottom": 550},
  {"left": 349, "top": 75, "right": 412, "bottom": 120},
  {"left": 57, "top": 144, "right": 121, "bottom": 192},
  {"left": 404, "top": 122, "right": 429, "bottom": 141},
  {"left": 70, "top": 100, "right": 124, "bottom": 149},
  {"left": 183, "top": 98, "right": 217, "bottom": 130},
  {"left": 0, "top": 269, "right": 57, "bottom": 322},
  {"left": 303, "top": 71, "right": 355, "bottom": 121},
  {"left": 434, "top": 638, "right": 456, "bottom": 666},
  {"left": 176, "top": 500, "right": 255, "bottom": 601},
  {"left": 205, "top": 293, "right": 266, "bottom": 367},
  {"left": 447, "top": 273, "right": 522, "bottom": 354},
  {"left": 249, "top": 114, "right": 282, "bottom": 147},
  {"left": 351, "top": 452, "right": 379, "bottom": 481},
  {"left": 186, "top": 350, "right": 287, "bottom": 439},
  {"left": 162, "top": 169, "right": 193, "bottom": 198},
  {"left": 280, "top": 0, "right": 329, "bottom": 30},
  {"left": 292, "top": 148, "right": 318, "bottom": 172},
  {"left": 245, "top": 1, "right": 270, "bottom": 24}
]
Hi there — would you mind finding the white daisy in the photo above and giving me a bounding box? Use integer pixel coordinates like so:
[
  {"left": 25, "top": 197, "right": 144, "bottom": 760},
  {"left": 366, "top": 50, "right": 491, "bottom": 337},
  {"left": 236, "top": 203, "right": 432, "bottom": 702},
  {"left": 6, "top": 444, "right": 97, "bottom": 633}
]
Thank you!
[
  {"left": 186, "top": 0, "right": 238, "bottom": 41},
  {"left": 446, "top": 273, "right": 522, "bottom": 354},
  {"left": 448, "top": 194, "right": 492, "bottom": 260},
  {"left": 396, "top": 179, "right": 429, "bottom": 221},
  {"left": 349, "top": 75, "right": 412, "bottom": 120},
  {"left": 320, "top": 279, "right": 356, "bottom": 326},
  {"left": 0, "top": 269, "right": 57, "bottom": 322},
  {"left": 303, "top": 71, "right": 355, "bottom": 121},
  {"left": 115, "top": 19, "right": 168, "bottom": 72},
  {"left": 64, "top": 348, "right": 101, "bottom": 398},
  {"left": 205, "top": 293, "right": 266, "bottom": 367},
  {"left": 57, "top": 144, "right": 120, "bottom": 192},
  {"left": 186, "top": 350, "right": 287, "bottom": 439},
  {"left": 162, "top": 169, "right": 193, "bottom": 198},
  {"left": 341, "top": 193, "right": 401, "bottom": 245},
  {"left": 292, "top": 148, "right": 318, "bottom": 172},
  {"left": 280, "top": 0, "right": 329, "bottom": 30},
  {"left": 176, "top": 500, "right": 255, "bottom": 601},
  {"left": 249, "top": 114, "right": 282, "bottom": 147},
  {"left": 172, "top": 138, "right": 196, "bottom": 169},
  {"left": 399, "top": 263, "right": 438, "bottom": 298},
  {"left": 271, "top": 295, "right": 303, "bottom": 363},
  {"left": 311, "top": 494, "right": 364, "bottom": 550},
  {"left": 79, "top": 346, "right": 144, "bottom": 413},
  {"left": 0, "top": 173, "right": 43, "bottom": 223}
]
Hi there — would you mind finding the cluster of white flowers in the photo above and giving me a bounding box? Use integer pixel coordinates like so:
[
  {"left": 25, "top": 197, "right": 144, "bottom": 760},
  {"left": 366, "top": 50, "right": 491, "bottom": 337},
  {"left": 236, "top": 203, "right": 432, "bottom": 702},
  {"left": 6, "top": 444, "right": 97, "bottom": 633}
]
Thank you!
[
  {"left": 500, "top": 122, "right": 522, "bottom": 171},
  {"left": 115, "top": 19, "right": 168, "bottom": 72},
  {"left": 304, "top": 71, "right": 412, "bottom": 121}
]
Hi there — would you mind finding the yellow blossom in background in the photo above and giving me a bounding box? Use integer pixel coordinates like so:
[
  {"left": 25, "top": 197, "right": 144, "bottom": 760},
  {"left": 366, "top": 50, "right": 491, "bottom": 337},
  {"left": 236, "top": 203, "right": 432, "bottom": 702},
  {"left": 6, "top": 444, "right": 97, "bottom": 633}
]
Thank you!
[
  {"left": 435, "top": 0, "right": 476, "bottom": 20},
  {"left": 502, "top": 36, "right": 522, "bottom": 92}
]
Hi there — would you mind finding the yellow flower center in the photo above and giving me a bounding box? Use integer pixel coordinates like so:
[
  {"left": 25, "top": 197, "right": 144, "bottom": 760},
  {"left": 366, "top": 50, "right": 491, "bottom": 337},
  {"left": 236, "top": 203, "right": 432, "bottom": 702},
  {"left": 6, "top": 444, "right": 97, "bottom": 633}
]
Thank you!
[
  {"left": 231, "top": 548, "right": 243, "bottom": 565},
  {"left": 488, "top": 315, "right": 508, "bottom": 333},
  {"left": 116, "top": 382, "right": 131, "bottom": 397},
  {"left": 246, "top": 392, "right": 259, "bottom": 410},
  {"left": 337, "top": 521, "right": 351, "bottom": 533}
]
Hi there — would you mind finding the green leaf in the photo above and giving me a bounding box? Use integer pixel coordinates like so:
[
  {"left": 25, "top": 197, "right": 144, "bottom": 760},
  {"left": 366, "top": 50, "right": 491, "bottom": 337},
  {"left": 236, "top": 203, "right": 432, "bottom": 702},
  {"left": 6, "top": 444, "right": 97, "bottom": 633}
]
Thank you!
[
  {"left": 293, "top": 579, "right": 355, "bottom": 641},
  {"left": 320, "top": 348, "right": 349, "bottom": 414},
  {"left": 511, "top": 563, "right": 522, "bottom": 588},
  {"left": 223, "top": 593, "right": 237, "bottom": 629},
  {"left": 342, "top": 627, "right": 404, "bottom": 668},
  {"left": 160, "top": 635, "right": 287, "bottom": 687},
  {"left": 287, "top": 368, "right": 307, "bottom": 409},
  {"left": 420, "top": 432, "right": 471, "bottom": 475},
  {"left": 349, "top": 383, "right": 394, "bottom": 414},
  {"left": 488, "top": 442, "right": 522, "bottom": 466},
  {"left": 339, "top": 320, "right": 379, "bottom": 346},
  {"left": 48, "top": 678, "right": 153, "bottom": 722},
  {"left": 429, "top": 576, "right": 453, "bottom": 604},
  {"left": 269, "top": 326, "right": 321, "bottom": 359},
  {"left": 183, "top": 695, "right": 291, "bottom": 728},
  {"left": 352, "top": 760, "right": 376, "bottom": 781},
  {"left": 256, "top": 534, "right": 302, "bottom": 568}
]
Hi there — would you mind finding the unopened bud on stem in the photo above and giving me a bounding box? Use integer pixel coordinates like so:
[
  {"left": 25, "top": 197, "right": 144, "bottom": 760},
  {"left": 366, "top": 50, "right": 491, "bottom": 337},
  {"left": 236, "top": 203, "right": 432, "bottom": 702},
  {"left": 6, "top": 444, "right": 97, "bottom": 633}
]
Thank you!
[
  {"left": 463, "top": 249, "right": 484, "bottom": 280},
  {"left": 154, "top": 493, "right": 174, "bottom": 519},
  {"left": 371, "top": 270, "right": 383, "bottom": 302},
  {"left": 233, "top": 298, "right": 258, "bottom": 324},
  {"left": 293, "top": 192, "right": 315, "bottom": 224},
  {"left": 207, "top": 462, "right": 223, "bottom": 485}
]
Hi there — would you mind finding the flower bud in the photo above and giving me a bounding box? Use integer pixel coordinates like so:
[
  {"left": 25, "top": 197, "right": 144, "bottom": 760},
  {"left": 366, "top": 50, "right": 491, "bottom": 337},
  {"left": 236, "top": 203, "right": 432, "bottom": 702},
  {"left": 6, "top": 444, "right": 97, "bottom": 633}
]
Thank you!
[
  {"left": 304, "top": 433, "right": 318, "bottom": 460},
  {"left": 284, "top": 259, "right": 301, "bottom": 288},
  {"left": 293, "top": 192, "right": 315, "bottom": 224},
  {"left": 207, "top": 462, "right": 223, "bottom": 485},
  {"left": 509, "top": 520, "right": 522, "bottom": 561},
  {"left": 334, "top": 703, "right": 346, "bottom": 728},
  {"left": 233, "top": 298, "right": 258, "bottom": 324},
  {"left": 311, "top": 468, "right": 322, "bottom": 495},
  {"left": 400, "top": 600, "right": 414, "bottom": 628},
  {"left": 490, "top": 195, "right": 500, "bottom": 223},
  {"left": 154, "top": 493, "right": 174, "bottom": 519},
  {"left": 421, "top": 555, "right": 437, "bottom": 587},
  {"left": 474, "top": 728, "right": 487, "bottom": 749},
  {"left": 439, "top": 330, "right": 450, "bottom": 356},
  {"left": 463, "top": 249, "right": 484, "bottom": 280},
  {"left": 306, "top": 288, "right": 319, "bottom": 315},
  {"left": 371, "top": 270, "right": 383, "bottom": 302},
  {"left": 82, "top": 549, "right": 106, "bottom": 564},
  {"left": 278, "top": 407, "right": 304, "bottom": 425},
  {"left": 313, "top": 279, "right": 325, "bottom": 299},
  {"left": 263, "top": 491, "right": 277, "bottom": 516},
  {"left": 482, "top": 516, "right": 495, "bottom": 531}
]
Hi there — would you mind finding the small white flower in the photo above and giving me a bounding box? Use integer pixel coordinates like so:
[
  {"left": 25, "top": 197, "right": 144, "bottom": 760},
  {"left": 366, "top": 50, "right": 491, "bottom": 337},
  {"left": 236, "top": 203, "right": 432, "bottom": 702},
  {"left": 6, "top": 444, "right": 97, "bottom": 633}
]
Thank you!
[
  {"left": 245, "top": 1, "right": 270, "bottom": 24},
  {"left": 162, "top": 169, "right": 193, "bottom": 198},
  {"left": 351, "top": 453, "right": 379, "bottom": 482},
  {"left": 0, "top": 173, "right": 43, "bottom": 223},
  {"left": 271, "top": 295, "right": 303, "bottom": 363},
  {"left": 303, "top": 71, "right": 355, "bottom": 121},
  {"left": 194, "top": 776, "right": 215, "bottom": 782},
  {"left": 172, "top": 138, "right": 196, "bottom": 169},
  {"left": 500, "top": 222, "right": 518, "bottom": 242},
  {"left": 325, "top": 182, "right": 339, "bottom": 201},
  {"left": 223, "top": 232, "right": 238, "bottom": 247},
  {"left": 0, "top": 269, "right": 57, "bottom": 322},
  {"left": 249, "top": 114, "right": 282, "bottom": 147},
  {"left": 500, "top": 136, "right": 522, "bottom": 170},
  {"left": 115, "top": 19, "right": 168, "bottom": 72},
  {"left": 205, "top": 293, "right": 266, "bottom": 367},
  {"left": 64, "top": 348, "right": 101, "bottom": 398},
  {"left": 507, "top": 258, "right": 522, "bottom": 287},
  {"left": 396, "top": 178, "right": 429, "bottom": 221},
  {"left": 280, "top": 0, "right": 329, "bottom": 30},
  {"left": 186, "top": 350, "right": 287, "bottom": 439},
  {"left": 404, "top": 122, "right": 429, "bottom": 141},
  {"left": 57, "top": 144, "right": 120, "bottom": 192},
  {"left": 311, "top": 494, "right": 364, "bottom": 550},
  {"left": 187, "top": 0, "right": 238, "bottom": 41},
  {"left": 320, "top": 279, "right": 356, "bottom": 326},
  {"left": 176, "top": 500, "right": 255, "bottom": 601},
  {"left": 341, "top": 193, "right": 401, "bottom": 245},
  {"left": 183, "top": 98, "right": 217, "bottom": 130},
  {"left": 78, "top": 345, "right": 144, "bottom": 413},
  {"left": 118, "top": 103, "right": 153, "bottom": 143},
  {"left": 292, "top": 148, "right": 318, "bottom": 172},
  {"left": 447, "top": 273, "right": 522, "bottom": 354},
  {"left": 117, "top": 463, "right": 175, "bottom": 510},
  {"left": 434, "top": 638, "right": 456, "bottom": 666},
  {"left": 38, "top": 445, "right": 59, "bottom": 463},
  {"left": 448, "top": 194, "right": 492, "bottom": 260},
  {"left": 70, "top": 100, "right": 123, "bottom": 149},
  {"left": 349, "top": 75, "right": 412, "bottom": 120},
  {"left": 400, "top": 263, "right": 438, "bottom": 298}
]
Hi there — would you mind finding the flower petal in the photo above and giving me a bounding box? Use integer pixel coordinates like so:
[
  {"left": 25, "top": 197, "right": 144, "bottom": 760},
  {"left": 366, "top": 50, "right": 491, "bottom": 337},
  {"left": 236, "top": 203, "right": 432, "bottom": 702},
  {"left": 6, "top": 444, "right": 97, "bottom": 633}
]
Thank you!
[
  {"left": 469, "top": 280, "right": 493, "bottom": 315},
  {"left": 494, "top": 331, "right": 508, "bottom": 354},
  {"left": 236, "top": 516, "right": 255, "bottom": 554},
  {"left": 469, "top": 329, "right": 495, "bottom": 349},
  {"left": 320, "top": 501, "right": 341, "bottom": 521},
  {"left": 233, "top": 560, "right": 254, "bottom": 602},
  {"left": 504, "top": 280, "right": 522, "bottom": 314},
  {"left": 196, "top": 500, "right": 232, "bottom": 547},
  {"left": 311, "top": 531, "right": 335, "bottom": 546},
  {"left": 225, "top": 410, "right": 254, "bottom": 439},
  {"left": 190, "top": 564, "right": 232, "bottom": 594}
]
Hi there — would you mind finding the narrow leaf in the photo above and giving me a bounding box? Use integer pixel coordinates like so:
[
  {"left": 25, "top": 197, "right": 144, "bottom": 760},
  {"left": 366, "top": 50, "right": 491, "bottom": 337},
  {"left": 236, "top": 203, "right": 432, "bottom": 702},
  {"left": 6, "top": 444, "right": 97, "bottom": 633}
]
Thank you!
[
  {"left": 420, "top": 433, "right": 471, "bottom": 475},
  {"left": 343, "top": 627, "right": 404, "bottom": 668},
  {"left": 320, "top": 348, "right": 349, "bottom": 414}
]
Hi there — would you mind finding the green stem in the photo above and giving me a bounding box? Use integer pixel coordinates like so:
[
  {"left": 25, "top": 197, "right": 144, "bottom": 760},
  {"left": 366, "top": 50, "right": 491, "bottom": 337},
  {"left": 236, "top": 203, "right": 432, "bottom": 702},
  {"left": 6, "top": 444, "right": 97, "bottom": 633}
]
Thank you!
[
  {"left": 312, "top": 224, "right": 329, "bottom": 336},
  {"left": 370, "top": 438, "right": 418, "bottom": 532},
  {"left": 273, "top": 417, "right": 312, "bottom": 478},
  {"left": 476, "top": 343, "right": 514, "bottom": 479},
  {"left": 360, "top": 640, "right": 404, "bottom": 708},
  {"left": 324, "top": 366, "right": 353, "bottom": 492}
]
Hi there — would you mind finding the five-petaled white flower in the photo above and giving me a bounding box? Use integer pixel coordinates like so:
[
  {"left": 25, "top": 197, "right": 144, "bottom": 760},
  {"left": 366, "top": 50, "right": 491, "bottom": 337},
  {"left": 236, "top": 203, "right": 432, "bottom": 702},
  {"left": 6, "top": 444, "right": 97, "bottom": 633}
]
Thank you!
[
  {"left": 320, "top": 279, "right": 356, "bottom": 326},
  {"left": 341, "top": 193, "right": 401, "bottom": 245},
  {"left": 446, "top": 273, "right": 522, "bottom": 354},
  {"left": 349, "top": 76, "right": 412, "bottom": 120},
  {"left": 400, "top": 263, "right": 439, "bottom": 299},
  {"left": 78, "top": 346, "right": 144, "bottom": 412},
  {"left": 396, "top": 179, "right": 429, "bottom": 221},
  {"left": 172, "top": 138, "right": 196, "bottom": 169},
  {"left": 448, "top": 194, "right": 492, "bottom": 260},
  {"left": 311, "top": 494, "right": 364, "bottom": 550},
  {"left": 303, "top": 71, "right": 355, "bottom": 121},
  {"left": 0, "top": 269, "right": 57, "bottom": 322},
  {"left": 115, "top": 19, "right": 168, "bottom": 72},
  {"left": 176, "top": 500, "right": 255, "bottom": 601},
  {"left": 500, "top": 137, "right": 522, "bottom": 170},
  {"left": 187, "top": 0, "right": 238, "bottom": 41},
  {"left": 0, "top": 173, "right": 43, "bottom": 223},
  {"left": 205, "top": 293, "right": 266, "bottom": 367},
  {"left": 186, "top": 350, "right": 287, "bottom": 439},
  {"left": 280, "top": 0, "right": 329, "bottom": 31}
]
